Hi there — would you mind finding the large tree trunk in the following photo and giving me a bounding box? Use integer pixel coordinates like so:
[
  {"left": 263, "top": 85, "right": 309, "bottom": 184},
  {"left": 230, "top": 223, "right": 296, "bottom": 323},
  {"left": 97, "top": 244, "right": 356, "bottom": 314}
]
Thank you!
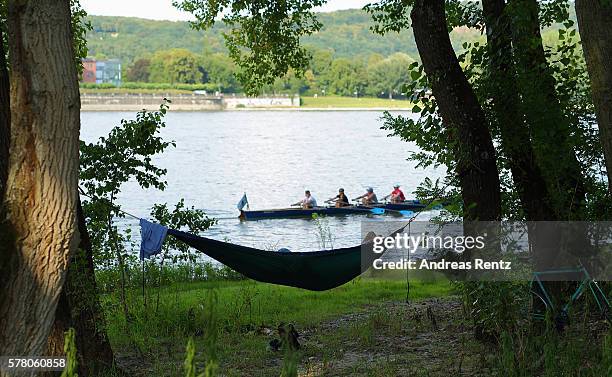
[
  {"left": 411, "top": 0, "right": 501, "bottom": 222},
  {"left": 0, "top": 28, "right": 9, "bottom": 201},
  {"left": 0, "top": 0, "right": 81, "bottom": 360},
  {"left": 46, "top": 199, "right": 116, "bottom": 376},
  {"left": 576, "top": 0, "right": 612, "bottom": 193},
  {"left": 481, "top": 0, "right": 556, "bottom": 221},
  {"left": 509, "top": 0, "right": 586, "bottom": 219}
]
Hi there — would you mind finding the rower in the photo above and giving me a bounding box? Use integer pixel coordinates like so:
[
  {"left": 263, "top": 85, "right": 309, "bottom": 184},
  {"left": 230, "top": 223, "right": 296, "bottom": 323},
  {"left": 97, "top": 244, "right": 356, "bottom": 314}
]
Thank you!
[
  {"left": 326, "top": 188, "right": 350, "bottom": 208},
  {"left": 292, "top": 190, "right": 318, "bottom": 209},
  {"left": 384, "top": 184, "right": 406, "bottom": 203},
  {"left": 353, "top": 187, "right": 378, "bottom": 206}
]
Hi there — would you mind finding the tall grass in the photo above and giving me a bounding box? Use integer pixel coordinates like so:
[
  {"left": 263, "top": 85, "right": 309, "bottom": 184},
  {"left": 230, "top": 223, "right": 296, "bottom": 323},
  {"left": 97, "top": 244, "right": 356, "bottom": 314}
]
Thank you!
[
  {"left": 102, "top": 279, "right": 451, "bottom": 355},
  {"left": 96, "top": 261, "right": 245, "bottom": 293}
]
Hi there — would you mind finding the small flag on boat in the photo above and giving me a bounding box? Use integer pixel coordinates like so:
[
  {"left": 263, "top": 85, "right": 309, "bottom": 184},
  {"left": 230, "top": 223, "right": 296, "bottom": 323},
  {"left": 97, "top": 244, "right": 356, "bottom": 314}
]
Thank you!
[{"left": 237, "top": 193, "right": 249, "bottom": 210}]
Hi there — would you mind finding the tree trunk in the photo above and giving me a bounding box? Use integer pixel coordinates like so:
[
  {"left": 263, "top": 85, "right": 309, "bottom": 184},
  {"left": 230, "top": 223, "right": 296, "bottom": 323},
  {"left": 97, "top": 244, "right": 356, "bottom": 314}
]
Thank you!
[
  {"left": 481, "top": 0, "right": 556, "bottom": 221},
  {"left": 411, "top": 0, "right": 501, "bottom": 222},
  {"left": 509, "top": 0, "right": 586, "bottom": 218},
  {"left": 46, "top": 199, "right": 116, "bottom": 376},
  {"left": 576, "top": 0, "right": 612, "bottom": 193},
  {"left": 0, "top": 28, "right": 9, "bottom": 201},
  {"left": 0, "top": 0, "right": 81, "bottom": 360}
]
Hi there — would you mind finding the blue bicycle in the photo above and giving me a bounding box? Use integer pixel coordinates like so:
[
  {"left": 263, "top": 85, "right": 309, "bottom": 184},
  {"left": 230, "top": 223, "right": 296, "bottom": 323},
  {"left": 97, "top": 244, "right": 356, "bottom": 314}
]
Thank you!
[{"left": 530, "top": 266, "right": 610, "bottom": 329}]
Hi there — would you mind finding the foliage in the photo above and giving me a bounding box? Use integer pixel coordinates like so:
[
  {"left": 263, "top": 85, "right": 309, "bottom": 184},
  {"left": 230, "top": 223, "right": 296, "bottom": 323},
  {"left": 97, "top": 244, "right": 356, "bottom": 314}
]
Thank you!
[
  {"left": 454, "top": 281, "right": 529, "bottom": 339},
  {"left": 149, "top": 48, "right": 203, "bottom": 84},
  {"left": 79, "top": 101, "right": 217, "bottom": 325},
  {"left": 96, "top": 261, "right": 244, "bottom": 293},
  {"left": 80, "top": 101, "right": 175, "bottom": 319},
  {"left": 80, "top": 102, "right": 172, "bottom": 198},
  {"left": 1, "top": 0, "right": 92, "bottom": 73},
  {"left": 126, "top": 58, "right": 151, "bottom": 82},
  {"left": 80, "top": 81, "right": 219, "bottom": 92},
  {"left": 199, "top": 53, "right": 239, "bottom": 92},
  {"left": 70, "top": 0, "right": 92, "bottom": 75},
  {"left": 61, "top": 328, "right": 78, "bottom": 377},
  {"left": 174, "top": 0, "right": 324, "bottom": 95},
  {"left": 366, "top": 52, "right": 414, "bottom": 98},
  {"left": 281, "top": 345, "right": 298, "bottom": 377},
  {"left": 83, "top": 8, "right": 490, "bottom": 91},
  {"left": 322, "top": 58, "right": 367, "bottom": 97},
  {"left": 311, "top": 214, "right": 334, "bottom": 249},
  {"left": 184, "top": 324, "right": 218, "bottom": 377},
  {"left": 184, "top": 337, "right": 199, "bottom": 377},
  {"left": 495, "top": 325, "right": 612, "bottom": 376},
  {"left": 84, "top": 9, "right": 461, "bottom": 64},
  {"left": 151, "top": 200, "right": 216, "bottom": 264}
]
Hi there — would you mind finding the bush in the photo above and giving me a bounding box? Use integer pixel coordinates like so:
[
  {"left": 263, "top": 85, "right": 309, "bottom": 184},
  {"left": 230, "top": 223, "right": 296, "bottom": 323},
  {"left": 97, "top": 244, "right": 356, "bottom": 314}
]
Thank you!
[
  {"left": 80, "top": 82, "right": 226, "bottom": 92},
  {"left": 80, "top": 82, "right": 116, "bottom": 89}
]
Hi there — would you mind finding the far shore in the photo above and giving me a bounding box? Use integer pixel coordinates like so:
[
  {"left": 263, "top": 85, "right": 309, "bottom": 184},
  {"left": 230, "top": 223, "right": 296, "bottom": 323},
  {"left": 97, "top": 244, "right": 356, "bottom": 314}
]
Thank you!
[
  {"left": 80, "top": 106, "right": 414, "bottom": 112},
  {"left": 80, "top": 91, "right": 416, "bottom": 111}
]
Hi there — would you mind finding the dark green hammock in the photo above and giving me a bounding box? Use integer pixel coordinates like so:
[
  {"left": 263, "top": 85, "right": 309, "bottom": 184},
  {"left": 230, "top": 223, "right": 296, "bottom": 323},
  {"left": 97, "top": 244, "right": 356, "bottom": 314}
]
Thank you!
[{"left": 168, "top": 226, "right": 404, "bottom": 291}]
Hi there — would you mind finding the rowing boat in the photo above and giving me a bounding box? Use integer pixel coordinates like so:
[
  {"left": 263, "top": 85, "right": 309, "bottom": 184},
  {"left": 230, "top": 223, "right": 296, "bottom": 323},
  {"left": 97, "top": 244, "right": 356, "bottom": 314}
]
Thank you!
[{"left": 239, "top": 201, "right": 426, "bottom": 220}]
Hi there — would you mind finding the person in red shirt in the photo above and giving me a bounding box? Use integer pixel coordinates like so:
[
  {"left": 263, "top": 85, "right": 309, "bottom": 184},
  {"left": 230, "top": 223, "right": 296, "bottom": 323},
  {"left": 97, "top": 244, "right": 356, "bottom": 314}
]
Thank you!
[{"left": 387, "top": 185, "right": 406, "bottom": 203}]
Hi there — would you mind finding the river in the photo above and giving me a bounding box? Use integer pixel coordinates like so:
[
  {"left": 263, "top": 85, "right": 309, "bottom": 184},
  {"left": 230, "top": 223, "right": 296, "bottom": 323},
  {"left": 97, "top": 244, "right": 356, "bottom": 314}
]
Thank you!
[{"left": 80, "top": 110, "right": 444, "bottom": 253}]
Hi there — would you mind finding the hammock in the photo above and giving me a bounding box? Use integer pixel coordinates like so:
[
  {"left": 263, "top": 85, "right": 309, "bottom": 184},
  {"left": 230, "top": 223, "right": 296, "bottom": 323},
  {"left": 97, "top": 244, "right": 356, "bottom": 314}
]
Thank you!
[{"left": 167, "top": 225, "right": 406, "bottom": 291}]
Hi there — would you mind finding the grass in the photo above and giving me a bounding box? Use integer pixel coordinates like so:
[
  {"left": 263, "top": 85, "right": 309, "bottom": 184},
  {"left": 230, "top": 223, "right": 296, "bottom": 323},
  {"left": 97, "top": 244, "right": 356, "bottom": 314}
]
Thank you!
[
  {"left": 300, "top": 96, "right": 415, "bottom": 109},
  {"left": 97, "top": 275, "right": 611, "bottom": 376},
  {"left": 102, "top": 277, "right": 452, "bottom": 376}
]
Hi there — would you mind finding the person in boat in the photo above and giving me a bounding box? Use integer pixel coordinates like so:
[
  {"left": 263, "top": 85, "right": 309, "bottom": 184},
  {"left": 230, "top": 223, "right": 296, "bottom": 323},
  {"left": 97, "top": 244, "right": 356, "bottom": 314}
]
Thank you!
[
  {"left": 353, "top": 187, "right": 378, "bottom": 206},
  {"left": 385, "top": 184, "right": 406, "bottom": 203},
  {"left": 326, "top": 188, "right": 350, "bottom": 207},
  {"left": 293, "top": 190, "right": 317, "bottom": 209}
]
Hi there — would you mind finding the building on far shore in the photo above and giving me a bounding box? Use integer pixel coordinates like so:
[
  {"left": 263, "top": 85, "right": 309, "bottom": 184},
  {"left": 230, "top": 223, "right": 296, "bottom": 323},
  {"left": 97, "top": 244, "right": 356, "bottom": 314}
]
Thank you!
[
  {"left": 81, "top": 58, "right": 122, "bottom": 86},
  {"left": 81, "top": 58, "right": 96, "bottom": 83}
]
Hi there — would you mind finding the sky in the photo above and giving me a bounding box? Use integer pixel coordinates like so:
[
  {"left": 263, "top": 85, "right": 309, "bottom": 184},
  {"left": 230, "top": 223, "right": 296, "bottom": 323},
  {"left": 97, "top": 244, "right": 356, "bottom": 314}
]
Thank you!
[{"left": 81, "top": 0, "right": 375, "bottom": 21}]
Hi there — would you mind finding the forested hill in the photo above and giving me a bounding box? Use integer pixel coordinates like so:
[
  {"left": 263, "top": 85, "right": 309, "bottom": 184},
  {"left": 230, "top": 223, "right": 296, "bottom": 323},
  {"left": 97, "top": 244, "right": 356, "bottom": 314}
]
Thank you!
[{"left": 85, "top": 9, "right": 481, "bottom": 64}]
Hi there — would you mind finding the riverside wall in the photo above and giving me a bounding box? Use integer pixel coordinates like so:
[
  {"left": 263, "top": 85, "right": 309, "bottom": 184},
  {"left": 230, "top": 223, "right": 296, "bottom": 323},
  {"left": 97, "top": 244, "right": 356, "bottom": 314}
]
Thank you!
[{"left": 80, "top": 93, "right": 300, "bottom": 111}]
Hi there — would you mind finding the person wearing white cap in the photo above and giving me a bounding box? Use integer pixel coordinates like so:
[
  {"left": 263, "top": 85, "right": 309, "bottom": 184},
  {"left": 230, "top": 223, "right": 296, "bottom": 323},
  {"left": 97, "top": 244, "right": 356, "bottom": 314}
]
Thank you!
[
  {"left": 385, "top": 184, "right": 406, "bottom": 203},
  {"left": 353, "top": 187, "right": 378, "bottom": 206}
]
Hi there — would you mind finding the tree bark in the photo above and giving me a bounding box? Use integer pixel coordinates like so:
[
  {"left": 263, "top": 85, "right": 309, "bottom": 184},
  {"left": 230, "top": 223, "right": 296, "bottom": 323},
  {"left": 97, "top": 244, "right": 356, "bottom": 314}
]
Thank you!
[
  {"left": 509, "top": 0, "right": 586, "bottom": 218},
  {"left": 576, "top": 0, "right": 612, "bottom": 193},
  {"left": 46, "top": 199, "right": 116, "bottom": 376},
  {"left": 0, "top": 27, "right": 9, "bottom": 201},
  {"left": 0, "top": 0, "right": 81, "bottom": 360},
  {"left": 411, "top": 0, "right": 501, "bottom": 222},
  {"left": 481, "top": 0, "right": 556, "bottom": 221}
]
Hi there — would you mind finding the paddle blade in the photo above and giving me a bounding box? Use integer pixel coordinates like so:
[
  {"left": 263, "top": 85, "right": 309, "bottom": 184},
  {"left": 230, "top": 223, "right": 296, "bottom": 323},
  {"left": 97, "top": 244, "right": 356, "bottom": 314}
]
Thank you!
[
  {"left": 399, "top": 210, "right": 414, "bottom": 217},
  {"left": 370, "top": 208, "right": 385, "bottom": 215}
]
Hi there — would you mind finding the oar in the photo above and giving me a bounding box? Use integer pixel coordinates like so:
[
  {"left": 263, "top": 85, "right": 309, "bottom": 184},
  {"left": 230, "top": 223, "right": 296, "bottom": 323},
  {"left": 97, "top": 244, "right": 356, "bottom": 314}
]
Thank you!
[
  {"left": 357, "top": 203, "right": 414, "bottom": 217},
  {"left": 376, "top": 208, "right": 414, "bottom": 217}
]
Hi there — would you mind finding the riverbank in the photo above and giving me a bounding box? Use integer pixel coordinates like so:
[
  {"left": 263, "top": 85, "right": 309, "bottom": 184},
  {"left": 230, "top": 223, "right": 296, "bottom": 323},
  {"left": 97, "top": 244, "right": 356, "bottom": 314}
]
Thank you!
[
  {"left": 103, "top": 278, "right": 454, "bottom": 376},
  {"left": 98, "top": 277, "right": 610, "bottom": 376},
  {"left": 300, "top": 96, "right": 413, "bottom": 110},
  {"left": 80, "top": 92, "right": 414, "bottom": 111}
]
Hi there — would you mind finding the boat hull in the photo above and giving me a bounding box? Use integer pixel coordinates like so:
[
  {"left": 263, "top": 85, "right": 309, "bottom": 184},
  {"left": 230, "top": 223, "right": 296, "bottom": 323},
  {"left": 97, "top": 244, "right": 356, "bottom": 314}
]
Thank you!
[{"left": 239, "top": 201, "right": 426, "bottom": 220}]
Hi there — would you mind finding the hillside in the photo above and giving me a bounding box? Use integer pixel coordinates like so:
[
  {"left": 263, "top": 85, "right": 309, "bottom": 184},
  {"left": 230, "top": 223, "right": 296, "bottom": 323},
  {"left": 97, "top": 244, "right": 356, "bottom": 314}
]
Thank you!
[{"left": 85, "top": 8, "right": 482, "bottom": 64}]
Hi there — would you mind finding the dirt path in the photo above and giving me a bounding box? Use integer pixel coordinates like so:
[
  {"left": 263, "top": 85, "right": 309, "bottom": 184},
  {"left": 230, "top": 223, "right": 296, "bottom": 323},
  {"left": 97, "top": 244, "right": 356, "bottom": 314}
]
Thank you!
[{"left": 294, "top": 296, "right": 491, "bottom": 376}]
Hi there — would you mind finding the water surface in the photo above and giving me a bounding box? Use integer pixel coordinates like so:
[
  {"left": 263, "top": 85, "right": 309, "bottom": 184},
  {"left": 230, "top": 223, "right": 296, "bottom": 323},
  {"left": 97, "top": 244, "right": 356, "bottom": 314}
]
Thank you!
[{"left": 80, "top": 111, "right": 444, "bottom": 253}]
